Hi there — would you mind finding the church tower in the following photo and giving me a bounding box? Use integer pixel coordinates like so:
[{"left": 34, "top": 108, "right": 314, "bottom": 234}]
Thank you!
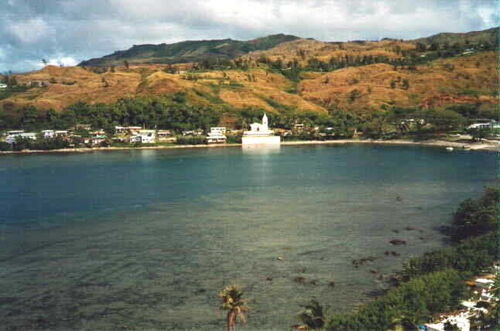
[{"left": 262, "top": 113, "right": 268, "bottom": 130}]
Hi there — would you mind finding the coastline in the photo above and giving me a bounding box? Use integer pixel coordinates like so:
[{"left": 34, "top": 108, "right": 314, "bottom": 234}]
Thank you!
[{"left": 0, "top": 138, "right": 498, "bottom": 156}]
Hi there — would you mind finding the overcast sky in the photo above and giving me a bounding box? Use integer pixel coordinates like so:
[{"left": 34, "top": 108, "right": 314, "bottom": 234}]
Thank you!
[{"left": 0, "top": 0, "right": 497, "bottom": 72}]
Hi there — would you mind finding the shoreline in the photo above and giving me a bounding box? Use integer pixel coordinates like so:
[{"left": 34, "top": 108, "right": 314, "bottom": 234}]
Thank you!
[{"left": 0, "top": 138, "right": 498, "bottom": 155}]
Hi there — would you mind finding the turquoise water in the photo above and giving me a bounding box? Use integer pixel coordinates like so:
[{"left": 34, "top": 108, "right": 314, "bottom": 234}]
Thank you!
[{"left": 0, "top": 144, "right": 496, "bottom": 329}]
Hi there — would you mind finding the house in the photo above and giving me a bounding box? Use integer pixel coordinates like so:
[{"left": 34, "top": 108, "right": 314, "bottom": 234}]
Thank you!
[
  {"left": 115, "top": 126, "right": 142, "bottom": 135},
  {"left": 83, "top": 136, "right": 106, "bottom": 146},
  {"left": 207, "top": 127, "right": 227, "bottom": 144},
  {"left": 130, "top": 129, "right": 156, "bottom": 144},
  {"left": 55, "top": 130, "right": 69, "bottom": 137},
  {"left": 209, "top": 127, "right": 226, "bottom": 135},
  {"left": 467, "top": 121, "right": 500, "bottom": 130},
  {"left": 5, "top": 130, "right": 24, "bottom": 136},
  {"left": 41, "top": 130, "right": 55, "bottom": 138},
  {"left": 5, "top": 132, "right": 37, "bottom": 144},
  {"left": 83, "top": 133, "right": 107, "bottom": 146},
  {"left": 182, "top": 130, "right": 203, "bottom": 136},
  {"left": 0, "top": 83, "right": 7, "bottom": 89}
]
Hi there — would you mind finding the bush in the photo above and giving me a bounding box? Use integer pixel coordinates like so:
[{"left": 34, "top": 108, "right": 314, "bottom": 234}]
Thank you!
[
  {"left": 450, "top": 188, "right": 498, "bottom": 241},
  {"left": 327, "top": 270, "right": 466, "bottom": 330},
  {"left": 226, "top": 135, "right": 241, "bottom": 144},
  {"left": 400, "top": 232, "right": 496, "bottom": 281},
  {"left": 175, "top": 136, "right": 207, "bottom": 145}
]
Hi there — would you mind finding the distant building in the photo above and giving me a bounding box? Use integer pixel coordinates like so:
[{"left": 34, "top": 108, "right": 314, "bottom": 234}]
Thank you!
[
  {"left": 6, "top": 130, "right": 24, "bottom": 136},
  {"left": 115, "top": 126, "right": 142, "bottom": 135},
  {"left": 41, "top": 130, "right": 55, "bottom": 138},
  {"left": 130, "top": 129, "right": 156, "bottom": 143},
  {"left": 182, "top": 130, "right": 203, "bottom": 136},
  {"left": 242, "top": 113, "right": 280, "bottom": 145},
  {"left": 5, "top": 132, "right": 37, "bottom": 144},
  {"left": 467, "top": 121, "right": 500, "bottom": 130},
  {"left": 0, "top": 83, "right": 7, "bottom": 89},
  {"left": 55, "top": 130, "right": 69, "bottom": 137},
  {"left": 207, "top": 127, "right": 227, "bottom": 144}
]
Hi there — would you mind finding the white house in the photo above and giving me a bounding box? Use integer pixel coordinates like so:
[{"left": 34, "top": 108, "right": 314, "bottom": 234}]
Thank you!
[
  {"left": 115, "top": 126, "right": 142, "bottom": 135},
  {"left": 207, "top": 127, "right": 227, "bottom": 144},
  {"left": 41, "top": 130, "right": 55, "bottom": 138},
  {"left": 6, "top": 130, "right": 24, "bottom": 135},
  {"left": 242, "top": 113, "right": 280, "bottom": 145},
  {"left": 0, "top": 83, "right": 7, "bottom": 89},
  {"left": 5, "top": 132, "right": 37, "bottom": 144},
  {"left": 130, "top": 129, "right": 156, "bottom": 143},
  {"left": 467, "top": 121, "right": 500, "bottom": 130}
]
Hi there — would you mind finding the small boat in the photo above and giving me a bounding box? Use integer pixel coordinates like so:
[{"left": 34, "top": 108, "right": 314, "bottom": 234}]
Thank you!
[{"left": 446, "top": 146, "right": 454, "bottom": 152}]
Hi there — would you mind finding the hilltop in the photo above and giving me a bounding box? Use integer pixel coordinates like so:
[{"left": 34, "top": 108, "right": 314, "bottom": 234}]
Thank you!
[
  {"left": 79, "top": 34, "right": 300, "bottom": 66},
  {"left": 0, "top": 28, "right": 497, "bottom": 128}
]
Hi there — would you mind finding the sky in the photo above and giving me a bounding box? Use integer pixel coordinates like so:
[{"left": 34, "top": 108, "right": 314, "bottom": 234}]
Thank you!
[{"left": 0, "top": 0, "right": 497, "bottom": 72}]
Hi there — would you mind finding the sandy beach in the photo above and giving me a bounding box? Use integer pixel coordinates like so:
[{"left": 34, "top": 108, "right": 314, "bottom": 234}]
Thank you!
[{"left": 0, "top": 138, "right": 498, "bottom": 155}]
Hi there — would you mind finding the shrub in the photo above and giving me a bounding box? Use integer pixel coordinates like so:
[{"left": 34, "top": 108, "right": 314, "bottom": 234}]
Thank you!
[{"left": 175, "top": 136, "right": 207, "bottom": 145}]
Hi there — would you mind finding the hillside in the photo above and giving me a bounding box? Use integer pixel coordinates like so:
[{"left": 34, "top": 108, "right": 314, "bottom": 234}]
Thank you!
[
  {"left": 0, "top": 64, "right": 325, "bottom": 113},
  {"left": 298, "top": 51, "right": 497, "bottom": 114},
  {"left": 413, "top": 27, "right": 498, "bottom": 48},
  {"left": 0, "top": 28, "right": 497, "bottom": 124},
  {"left": 79, "top": 34, "right": 299, "bottom": 66}
]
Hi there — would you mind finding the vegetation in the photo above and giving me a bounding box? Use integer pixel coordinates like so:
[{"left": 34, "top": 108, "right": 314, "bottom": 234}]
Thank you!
[
  {"left": 296, "top": 300, "right": 328, "bottom": 329},
  {"left": 0, "top": 136, "right": 70, "bottom": 151},
  {"left": 449, "top": 187, "right": 498, "bottom": 242},
  {"left": 322, "top": 188, "right": 498, "bottom": 330},
  {"left": 175, "top": 136, "right": 207, "bottom": 145},
  {"left": 0, "top": 98, "right": 222, "bottom": 133},
  {"left": 80, "top": 34, "right": 299, "bottom": 67},
  {"left": 327, "top": 269, "right": 466, "bottom": 330},
  {"left": 218, "top": 285, "right": 249, "bottom": 331}
]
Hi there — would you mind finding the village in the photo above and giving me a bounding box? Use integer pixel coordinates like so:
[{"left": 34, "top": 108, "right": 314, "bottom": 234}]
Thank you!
[
  {"left": 2, "top": 113, "right": 500, "bottom": 151},
  {"left": 0, "top": 114, "right": 326, "bottom": 149}
]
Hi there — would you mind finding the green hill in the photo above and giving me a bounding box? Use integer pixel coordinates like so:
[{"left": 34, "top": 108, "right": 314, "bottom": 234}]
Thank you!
[
  {"left": 413, "top": 27, "right": 498, "bottom": 49},
  {"left": 79, "top": 34, "right": 300, "bottom": 66}
]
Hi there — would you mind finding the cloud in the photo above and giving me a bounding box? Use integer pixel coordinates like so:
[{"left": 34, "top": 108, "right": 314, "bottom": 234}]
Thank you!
[
  {"left": 0, "top": 0, "right": 497, "bottom": 72},
  {"left": 7, "top": 17, "right": 52, "bottom": 44}
]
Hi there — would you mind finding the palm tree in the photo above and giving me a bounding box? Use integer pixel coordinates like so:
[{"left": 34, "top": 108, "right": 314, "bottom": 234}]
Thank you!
[{"left": 218, "top": 285, "right": 249, "bottom": 331}]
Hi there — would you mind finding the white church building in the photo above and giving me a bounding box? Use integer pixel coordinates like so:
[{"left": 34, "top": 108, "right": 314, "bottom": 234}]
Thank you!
[{"left": 242, "top": 113, "right": 281, "bottom": 145}]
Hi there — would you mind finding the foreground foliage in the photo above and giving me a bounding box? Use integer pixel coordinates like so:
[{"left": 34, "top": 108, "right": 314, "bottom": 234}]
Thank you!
[{"left": 324, "top": 188, "right": 498, "bottom": 330}]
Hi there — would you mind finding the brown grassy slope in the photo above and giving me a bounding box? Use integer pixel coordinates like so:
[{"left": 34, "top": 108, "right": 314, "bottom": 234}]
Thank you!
[
  {"left": 5, "top": 66, "right": 142, "bottom": 110},
  {"left": 243, "top": 38, "right": 415, "bottom": 65},
  {"left": 2, "top": 65, "right": 325, "bottom": 113},
  {"left": 2, "top": 51, "right": 496, "bottom": 116},
  {"left": 297, "top": 51, "right": 497, "bottom": 114}
]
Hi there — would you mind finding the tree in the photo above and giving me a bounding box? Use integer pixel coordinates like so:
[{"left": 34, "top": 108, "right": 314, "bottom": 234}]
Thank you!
[
  {"left": 468, "top": 127, "right": 490, "bottom": 141},
  {"left": 348, "top": 89, "right": 362, "bottom": 103},
  {"left": 414, "top": 109, "right": 464, "bottom": 132},
  {"left": 451, "top": 187, "right": 498, "bottom": 241},
  {"left": 401, "top": 79, "right": 410, "bottom": 90},
  {"left": 124, "top": 60, "right": 129, "bottom": 69},
  {"left": 218, "top": 285, "right": 249, "bottom": 331}
]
